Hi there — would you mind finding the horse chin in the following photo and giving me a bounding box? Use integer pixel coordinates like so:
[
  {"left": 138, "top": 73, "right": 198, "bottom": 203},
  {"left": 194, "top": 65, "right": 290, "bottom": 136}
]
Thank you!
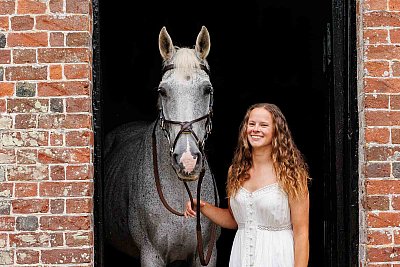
[{"left": 176, "top": 172, "right": 199, "bottom": 182}]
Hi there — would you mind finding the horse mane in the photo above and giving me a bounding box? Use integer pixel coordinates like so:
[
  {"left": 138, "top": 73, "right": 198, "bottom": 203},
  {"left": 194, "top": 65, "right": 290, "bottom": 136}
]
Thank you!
[{"left": 165, "top": 47, "right": 209, "bottom": 78}]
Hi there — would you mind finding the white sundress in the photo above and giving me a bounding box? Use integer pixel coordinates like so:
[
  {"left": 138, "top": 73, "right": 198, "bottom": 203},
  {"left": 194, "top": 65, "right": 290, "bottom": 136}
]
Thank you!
[{"left": 229, "top": 183, "right": 294, "bottom": 267}]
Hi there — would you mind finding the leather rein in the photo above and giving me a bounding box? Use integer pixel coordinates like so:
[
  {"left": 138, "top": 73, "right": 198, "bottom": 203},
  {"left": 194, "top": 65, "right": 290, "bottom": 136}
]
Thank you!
[{"left": 151, "top": 63, "right": 218, "bottom": 266}]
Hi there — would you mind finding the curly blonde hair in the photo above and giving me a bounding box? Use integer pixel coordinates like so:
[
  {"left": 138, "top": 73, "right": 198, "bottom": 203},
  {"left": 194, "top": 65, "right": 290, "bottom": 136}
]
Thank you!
[{"left": 226, "top": 103, "right": 310, "bottom": 200}]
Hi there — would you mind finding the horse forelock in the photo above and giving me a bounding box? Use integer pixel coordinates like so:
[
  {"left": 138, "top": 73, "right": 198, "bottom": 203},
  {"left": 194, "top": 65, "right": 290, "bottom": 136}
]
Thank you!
[{"left": 167, "top": 48, "right": 208, "bottom": 78}]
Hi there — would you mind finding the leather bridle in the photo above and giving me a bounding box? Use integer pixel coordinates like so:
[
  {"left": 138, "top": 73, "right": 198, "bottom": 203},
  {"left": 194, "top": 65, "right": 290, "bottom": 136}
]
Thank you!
[{"left": 151, "top": 63, "right": 218, "bottom": 266}]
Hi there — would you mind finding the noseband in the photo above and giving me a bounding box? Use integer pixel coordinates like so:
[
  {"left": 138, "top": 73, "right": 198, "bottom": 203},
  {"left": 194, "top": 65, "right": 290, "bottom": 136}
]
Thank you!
[{"left": 151, "top": 63, "right": 218, "bottom": 266}]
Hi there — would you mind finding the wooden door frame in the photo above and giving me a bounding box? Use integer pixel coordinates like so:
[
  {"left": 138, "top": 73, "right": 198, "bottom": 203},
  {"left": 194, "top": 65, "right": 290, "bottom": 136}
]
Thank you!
[
  {"left": 91, "top": 0, "right": 359, "bottom": 265},
  {"left": 324, "top": 0, "right": 359, "bottom": 265}
]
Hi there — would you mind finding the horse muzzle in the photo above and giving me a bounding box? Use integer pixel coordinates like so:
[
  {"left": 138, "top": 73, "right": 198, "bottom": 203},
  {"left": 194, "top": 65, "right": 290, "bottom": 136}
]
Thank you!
[{"left": 171, "top": 150, "right": 203, "bottom": 181}]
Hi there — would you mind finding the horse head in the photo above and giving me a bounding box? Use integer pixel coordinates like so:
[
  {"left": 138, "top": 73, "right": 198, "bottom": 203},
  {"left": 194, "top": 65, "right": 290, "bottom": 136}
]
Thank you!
[{"left": 157, "top": 26, "right": 213, "bottom": 182}]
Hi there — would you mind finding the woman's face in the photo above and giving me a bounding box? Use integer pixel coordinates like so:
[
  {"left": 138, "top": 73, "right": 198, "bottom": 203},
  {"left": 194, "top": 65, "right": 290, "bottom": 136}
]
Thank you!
[{"left": 246, "top": 107, "right": 274, "bottom": 150}]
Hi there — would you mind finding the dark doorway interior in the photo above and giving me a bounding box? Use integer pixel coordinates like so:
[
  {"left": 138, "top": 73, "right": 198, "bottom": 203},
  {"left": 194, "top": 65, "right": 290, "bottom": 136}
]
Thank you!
[{"left": 98, "top": 0, "right": 331, "bottom": 266}]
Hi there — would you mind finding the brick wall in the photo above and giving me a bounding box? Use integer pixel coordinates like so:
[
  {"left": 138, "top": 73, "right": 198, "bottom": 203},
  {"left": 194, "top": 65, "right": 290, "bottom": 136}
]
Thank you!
[
  {"left": 361, "top": 0, "right": 400, "bottom": 265},
  {"left": 0, "top": 0, "right": 94, "bottom": 265}
]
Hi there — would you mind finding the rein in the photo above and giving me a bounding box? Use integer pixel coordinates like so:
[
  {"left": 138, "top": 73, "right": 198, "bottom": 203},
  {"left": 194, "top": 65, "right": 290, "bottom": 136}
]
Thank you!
[{"left": 151, "top": 63, "right": 218, "bottom": 266}]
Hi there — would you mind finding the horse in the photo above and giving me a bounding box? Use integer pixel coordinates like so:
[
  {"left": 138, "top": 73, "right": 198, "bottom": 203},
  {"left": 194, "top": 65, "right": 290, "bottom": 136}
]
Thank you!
[{"left": 104, "top": 26, "right": 220, "bottom": 267}]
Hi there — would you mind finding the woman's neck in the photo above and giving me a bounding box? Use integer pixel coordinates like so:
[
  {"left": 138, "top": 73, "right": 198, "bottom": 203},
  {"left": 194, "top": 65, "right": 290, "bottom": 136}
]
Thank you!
[{"left": 251, "top": 146, "right": 273, "bottom": 169}]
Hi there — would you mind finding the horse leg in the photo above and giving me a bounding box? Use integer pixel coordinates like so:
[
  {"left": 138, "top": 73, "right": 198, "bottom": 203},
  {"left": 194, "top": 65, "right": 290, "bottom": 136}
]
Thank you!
[{"left": 140, "top": 243, "right": 165, "bottom": 267}]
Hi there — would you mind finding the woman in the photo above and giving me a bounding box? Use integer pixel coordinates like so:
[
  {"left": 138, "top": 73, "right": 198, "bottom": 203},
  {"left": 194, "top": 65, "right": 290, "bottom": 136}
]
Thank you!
[{"left": 184, "top": 103, "right": 310, "bottom": 267}]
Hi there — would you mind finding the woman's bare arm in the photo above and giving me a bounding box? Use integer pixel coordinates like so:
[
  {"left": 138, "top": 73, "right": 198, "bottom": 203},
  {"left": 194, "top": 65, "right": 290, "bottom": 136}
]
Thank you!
[
  {"left": 290, "top": 193, "right": 310, "bottom": 267},
  {"left": 184, "top": 199, "right": 238, "bottom": 229}
]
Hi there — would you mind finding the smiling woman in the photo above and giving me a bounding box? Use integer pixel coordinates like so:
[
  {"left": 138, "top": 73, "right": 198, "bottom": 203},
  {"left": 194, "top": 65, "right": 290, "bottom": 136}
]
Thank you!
[{"left": 185, "top": 103, "right": 310, "bottom": 267}]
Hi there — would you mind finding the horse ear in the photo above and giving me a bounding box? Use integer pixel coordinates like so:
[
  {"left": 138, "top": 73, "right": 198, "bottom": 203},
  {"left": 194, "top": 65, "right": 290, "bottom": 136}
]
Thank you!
[
  {"left": 195, "top": 26, "right": 210, "bottom": 60},
  {"left": 159, "top": 26, "right": 175, "bottom": 61}
]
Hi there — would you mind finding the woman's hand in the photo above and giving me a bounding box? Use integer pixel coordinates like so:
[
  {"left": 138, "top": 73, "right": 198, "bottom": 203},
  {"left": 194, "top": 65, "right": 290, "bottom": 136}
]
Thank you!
[{"left": 184, "top": 199, "right": 206, "bottom": 218}]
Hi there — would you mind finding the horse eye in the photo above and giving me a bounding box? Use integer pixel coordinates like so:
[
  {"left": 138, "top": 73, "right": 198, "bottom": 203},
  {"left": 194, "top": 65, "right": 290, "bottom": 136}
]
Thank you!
[
  {"left": 204, "top": 86, "right": 213, "bottom": 95},
  {"left": 158, "top": 87, "right": 167, "bottom": 97}
]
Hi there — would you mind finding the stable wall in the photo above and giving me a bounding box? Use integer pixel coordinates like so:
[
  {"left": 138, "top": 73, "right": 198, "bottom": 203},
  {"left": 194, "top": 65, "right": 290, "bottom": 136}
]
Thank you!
[{"left": 0, "top": 0, "right": 94, "bottom": 265}]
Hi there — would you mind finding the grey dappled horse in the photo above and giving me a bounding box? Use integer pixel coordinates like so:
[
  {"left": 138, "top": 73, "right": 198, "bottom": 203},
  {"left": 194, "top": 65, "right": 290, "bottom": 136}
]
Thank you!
[{"left": 104, "top": 26, "right": 220, "bottom": 267}]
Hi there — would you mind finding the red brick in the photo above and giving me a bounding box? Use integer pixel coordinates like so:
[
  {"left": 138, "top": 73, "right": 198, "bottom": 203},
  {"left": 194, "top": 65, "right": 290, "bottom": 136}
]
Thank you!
[
  {"left": 392, "top": 196, "right": 400, "bottom": 210},
  {"left": 0, "top": 99, "right": 5, "bottom": 112},
  {"left": 391, "top": 95, "right": 400, "bottom": 109},
  {"left": 0, "top": 0, "right": 16, "bottom": 15},
  {"left": 66, "top": 0, "right": 90, "bottom": 14},
  {"left": 0, "top": 16, "right": 9, "bottom": 30},
  {"left": 0, "top": 82, "right": 14, "bottom": 97},
  {"left": 5, "top": 66, "right": 47, "bottom": 81},
  {"left": 50, "top": 131, "right": 64, "bottom": 146},
  {"left": 49, "top": 0, "right": 63, "bottom": 13},
  {"left": 368, "top": 246, "right": 400, "bottom": 261},
  {"left": 38, "top": 81, "right": 90, "bottom": 96},
  {"left": 66, "top": 165, "right": 92, "bottom": 180},
  {"left": 66, "top": 97, "right": 91, "bottom": 112},
  {"left": 64, "top": 63, "right": 90, "bottom": 79},
  {"left": 41, "top": 248, "right": 91, "bottom": 264},
  {"left": 0, "top": 149, "right": 16, "bottom": 164},
  {"left": 7, "top": 32, "right": 48, "bottom": 47},
  {"left": 17, "top": 149, "right": 38, "bottom": 164},
  {"left": 38, "top": 147, "right": 90, "bottom": 164},
  {"left": 38, "top": 114, "right": 91, "bottom": 129},
  {"left": 0, "top": 183, "right": 13, "bottom": 198},
  {"left": 365, "top": 78, "right": 400, "bottom": 93},
  {"left": 364, "top": 12, "right": 400, "bottom": 28},
  {"left": 12, "top": 199, "right": 49, "bottom": 214},
  {"left": 10, "top": 232, "right": 49, "bottom": 247},
  {"left": 50, "top": 199, "right": 64, "bottom": 214},
  {"left": 365, "top": 94, "right": 389, "bottom": 109},
  {"left": 366, "top": 195, "right": 390, "bottom": 210},
  {"left": 366, "top": 45, "right": 400, "bottom": 60},
  {"left": 66, "top": 32, "right": 91, "bottom": 47},
  {"left": 0, "top": 216, "right": 15, "bottom": 231},
  {"left": 1, "top": 131, "right": 48, "bottom": 147},
  {"left": 38, "top": 48, "right": 90, "bottom": 63},
  {"left": 0, "top": 49, "right": 11, "bottom": 64},
  {"left": 15, "top": 114, "right": 37, "bottom": 129},
  {"left": 39, "top": 181, "right": 92, "bottom": 197},
  {"left": 66, "top": 130, "right": 91, "bottom": 146},
  {"left": 0, "top": 233, "right": 7, "bottom": 247},
  {"left": 390, "top": 0, "right": 400, "bottom": 10},
  {"left": 391, "top": 29, "right": 400, "bottom": 43},
  {"left": 40, "top": 215, "right": 91, "bottom": 231},
  {"left": 50, "top": 165, "right": 65, "bottom": 180},
  {"left": 11, "top": 15, "right": 34, "bottom": 31},
  {"left": 7, "top": 165, "right": 48, "bottom": 181},
  {"left": 364, "top": 61, "right": 390, "bottom": 76},
  {"left": 364, "top": 0, "right": 388, "bottom": 10},
  {"left": 65, "top": 231, "right": 92, "bottom": 246},
  {"left": 36, "top": 15, "right": 89, "bottom": 31},
  {"left": 66, "top": 198, "right": 92, "bottom": 213},
  {"left": 365, "top": 127, "right": 390, "bottom": 143},
  {"left": 365, "top": 110, "right": 400, "bottom": 126},
  {"left": 49, "top": 64, "right": 62, "bottom": 80},
  {"left": 17, "top": 0, "right": 46, "bottom": 14},
  {"left": 12, "top": 48, "right": 36, "bottom": 64},
  {"left": 50, "top": 32, "right": 64, "bottom": 47},
  {"left": 367, "top": 229, "right": 392, "bottom": 245},
  {"left": 7, "top": 98, "right": 49, "bottom": 113},
  {"left": 49, "top": 232, "right": 63, "bottom": 246},
  {"left": 15, "top": 183, "right": 37, "bottom": 197},
  {"left": 393, "top": 128, "right": 400, "bottom": 144},
  {"left": 16, "top": 249, "right": 39, "bottom": 264},
  {"left": 367, "top": 179, "right": 400, "bottom": 194},
  {"left": 368, "top": 211, "right": 400, "bottom": 228}
]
